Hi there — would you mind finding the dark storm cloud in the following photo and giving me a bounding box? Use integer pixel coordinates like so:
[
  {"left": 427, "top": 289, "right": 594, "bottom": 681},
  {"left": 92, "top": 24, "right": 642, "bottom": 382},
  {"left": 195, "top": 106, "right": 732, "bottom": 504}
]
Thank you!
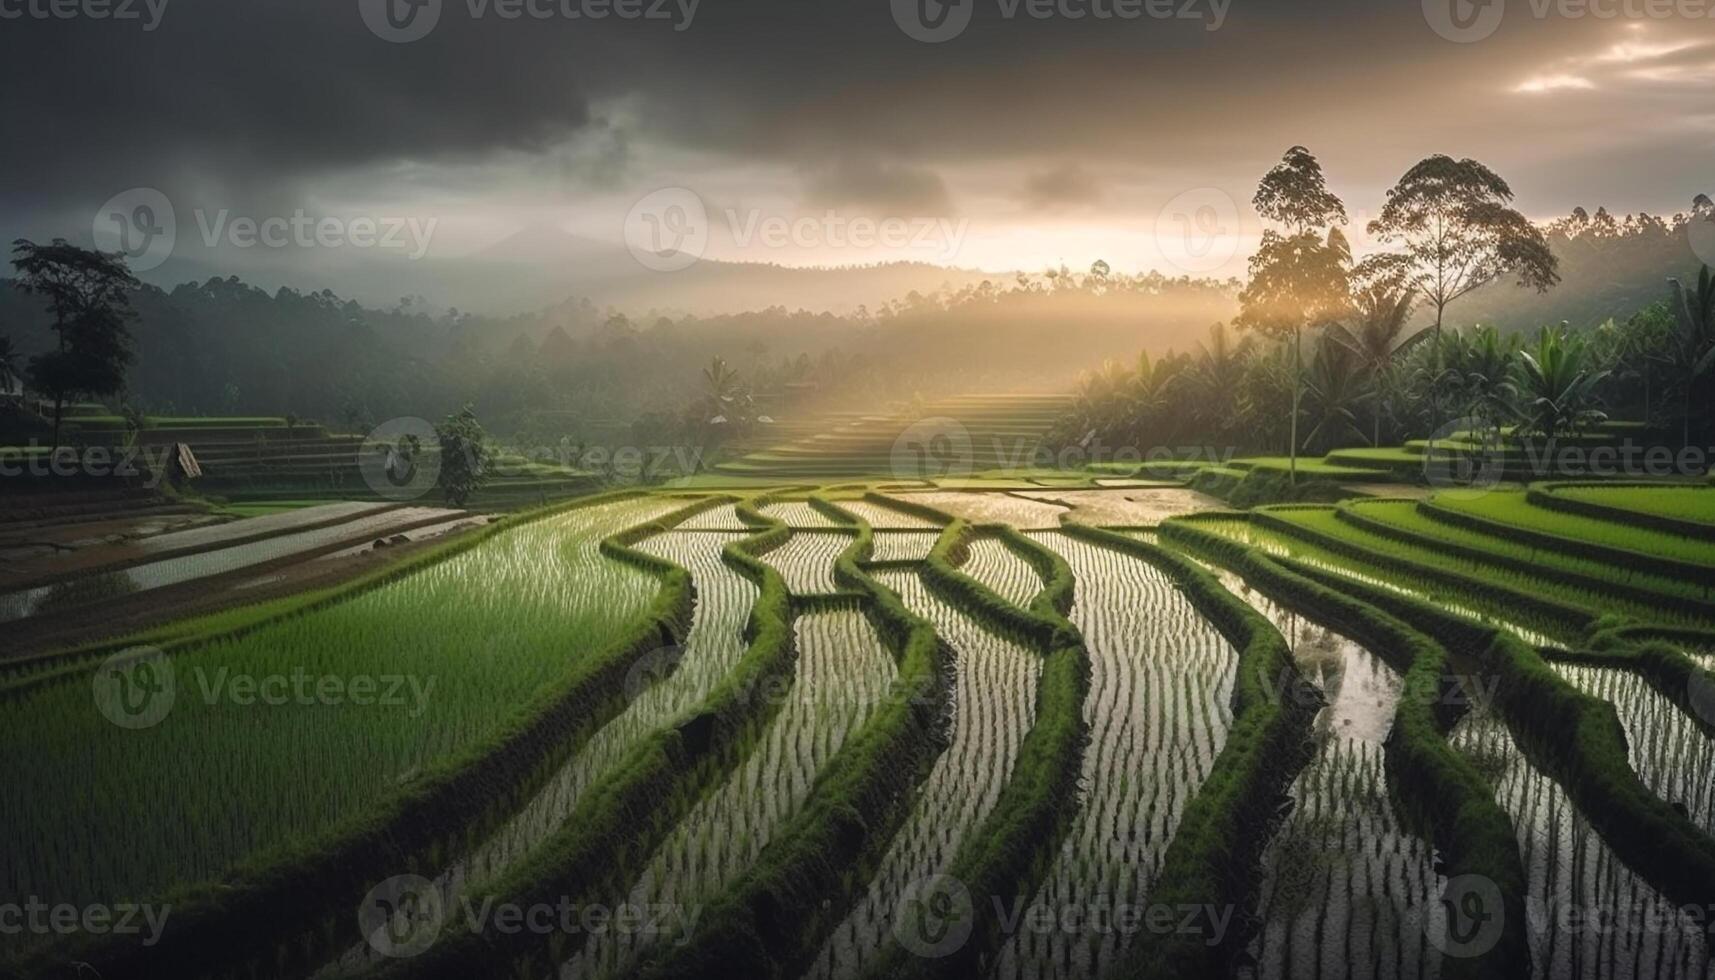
[
  {"left": 2, "top": 0, "right": 1711, "bottom": 246},
  {"left": 1022, "top": 164, "right": 1101, "bottom": 211},
  {"left": 801, "top": 157, "right": 952, "bottom": 215}
]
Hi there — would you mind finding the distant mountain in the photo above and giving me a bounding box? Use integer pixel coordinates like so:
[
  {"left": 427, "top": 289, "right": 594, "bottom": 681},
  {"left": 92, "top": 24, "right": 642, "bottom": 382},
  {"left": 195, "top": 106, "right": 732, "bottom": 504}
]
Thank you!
[{"left": 133, "top": 223, "right": 999, "bottom": 318}]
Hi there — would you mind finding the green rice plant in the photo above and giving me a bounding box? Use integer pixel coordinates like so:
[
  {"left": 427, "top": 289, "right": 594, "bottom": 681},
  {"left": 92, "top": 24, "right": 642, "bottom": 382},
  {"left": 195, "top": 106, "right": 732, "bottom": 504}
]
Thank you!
[
  {"left": 1156, "top": 517, "right": 1534, "bottom": 980},
  {"left": 865, "top": 531, "right": 940, "bottom": 563},
  {"left": 1246, "top": 741, "right": 1444, "bottom": 980},
  {"left": 1549, "top": 662, "right": 1715, "bottom": 839},
  {"left": 366, "top": 500, "right": 801, "bottom": 980},
  {"left": 1450, "top": 704, "right": 1715, "bottom": 979},
  {"left": 1424, "top": 490, "right": 1715, "bottom": 574},
  {"left": 6, "top": 495, "right": 698, "bottom": 979},
  {"left": 805, "top": 567, "right": 1042, "bottom": 980},
  {"left": 0, "top": 496, "right": 684, "bottom": 909},
  {"left": 835, "top": 500, "right": 943, "bottom": 529},
  {"left": 1255, "top": 506, "right": 1713, "bottom": 633},
  {"left": 564, "top": 606, "right": 897, "bottom": 979},
  {"left": 1532, "top": 482, "right": 1715, "bottom": 541},
  {"left": 633, "top": 499, "right": 952, "bottom": 980},
  {"left": 990, "top": 529, "right": 1245, "bottom": 980},
  {"left": 961, "top": 535, "right": 1045, "bottom": 610},
  {"left": 1340, "top": 498, "right": 1714, "bottom": 609},
  {"left": 761, "top": 500, "right": 847, "bottom": 528},
  {"left": 1257, "top": 550, "right": 1715, "bottom": 916},
  {"left": 758, "top": 531, "right": 854, "bottom": 595}
]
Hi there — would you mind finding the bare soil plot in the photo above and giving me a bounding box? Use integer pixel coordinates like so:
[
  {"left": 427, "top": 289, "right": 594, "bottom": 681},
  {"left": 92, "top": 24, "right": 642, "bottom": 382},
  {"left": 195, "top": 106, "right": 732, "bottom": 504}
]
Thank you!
[
  {"left": 885, "top": 491, "right": 1068, "bottom": 528},
  {"left": 1014, "top": 488, "right": 1226, "bottom": 526}
]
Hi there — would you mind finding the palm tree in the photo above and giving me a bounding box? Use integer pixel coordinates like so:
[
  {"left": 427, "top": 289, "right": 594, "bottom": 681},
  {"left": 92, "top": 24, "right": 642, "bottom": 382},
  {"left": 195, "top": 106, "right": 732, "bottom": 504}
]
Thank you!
[
  {"left": 1327, "top": 282, "right": 1425, "bottom": 445},
  {"left": 1514, "top": 325, "right": 1609, "bottom": 442},
  {"left": 1188, "top": 323, "right": 1251, "bottom": 439},
  {"left": 1301, "top": 335, "right": 1372, "bottom": 452},
  {"left": 1451, "top": 325, "right": 1519, "bottom": 441},
  {"left": 1129, "top": 350, "right": 1179, "bottom": 440},
  {"left": 1665, "top": 266, "right": 1715, "bottom": 444}
]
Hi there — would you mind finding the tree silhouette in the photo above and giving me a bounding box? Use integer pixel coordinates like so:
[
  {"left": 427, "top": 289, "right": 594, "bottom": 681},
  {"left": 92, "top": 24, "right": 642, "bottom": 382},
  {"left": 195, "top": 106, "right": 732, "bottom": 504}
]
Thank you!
[
  {"left": 11, "top": 239, "right": 139, "bottom": 448},
  {"left": 1238, "top": 147, "right": 1352, "bottom": 483},
  {"left": 1367, "top": 157, "right": 1559, "bottom": 445}
]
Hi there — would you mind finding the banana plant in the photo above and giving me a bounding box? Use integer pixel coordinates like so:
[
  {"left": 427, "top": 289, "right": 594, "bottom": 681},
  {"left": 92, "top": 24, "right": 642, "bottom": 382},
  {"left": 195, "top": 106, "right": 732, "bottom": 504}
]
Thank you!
[
  {"left": 1666, "top": 266, "right": 1715, "bottom": 444},
  {"left": 1514, "top": 324, "right": 1609, "bottom": 442}
]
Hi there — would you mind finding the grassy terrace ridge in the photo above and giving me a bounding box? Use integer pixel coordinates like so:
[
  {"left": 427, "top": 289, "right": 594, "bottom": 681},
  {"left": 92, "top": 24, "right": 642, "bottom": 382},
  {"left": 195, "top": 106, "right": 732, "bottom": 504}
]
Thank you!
[
  {"left": 634, "top": 496, "right": 953, "bottom": 979},
  {"left": 860, "top": 515, "right": 1090, "bottom": 980},
  {"left": 1529, "top": 481, "right": 1715, "bottom": 542},
  {"left": 1242, "top": 544, "right": 1715, "bottom": 917},
  {"left": 363, "top": 495, "right": 805, "bottom": 980},
  {"left": 1061, "top": 524, "right": 1325, "bottom": 979},
  {"left": 1253, "top": 504, "right": 1715, "bottom": 631},
  {"left": 9, "top": 493, "right": 712, "bottom": 980},
  {"left": 1336, "top": 497, "right": 1715, "bottom": 611},
  {"left": 1422, "top": 489, "right": 1715, "bottom": 573},
  {"left": 1156, "top": 519, "right": 1532, "bottom": 980}
]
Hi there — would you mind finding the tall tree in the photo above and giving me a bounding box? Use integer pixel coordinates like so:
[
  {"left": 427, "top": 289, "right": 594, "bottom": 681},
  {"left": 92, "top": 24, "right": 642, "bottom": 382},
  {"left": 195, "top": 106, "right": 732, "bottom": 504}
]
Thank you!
[
  {"left": 1366, "top": 157, "right": 1559, "bottom": 445},
  {"left": 1238, "top": 147, "right": 1352, "bottom": 483},
  {"left": 11, "top": 239, "right": 140, "bottom": 448},
  {"left": 434, "top": 404, "right": 491, "bottom": 507}
]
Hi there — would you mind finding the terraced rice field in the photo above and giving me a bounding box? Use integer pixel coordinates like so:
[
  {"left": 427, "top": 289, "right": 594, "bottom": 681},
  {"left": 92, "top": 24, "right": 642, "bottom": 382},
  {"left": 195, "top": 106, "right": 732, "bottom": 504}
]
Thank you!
[
  {"left": 889, "top": 491, "right": 1069, "bottom": 528},
  {"left": 836, "top": 499, "right": 943, "bottom": 529},
  {"left": 0, "top": 505, "right": 464, "bottom": 622},
  {"left": 1450, "top": 707, "right": 1715, "bottom": 979},
  {"left": 992, "top": 532, "right": 1236, "bottom": 979},
  {"left": 1242, "top": 621, "right": 1440, "bottom": 980},
  {"left": 760, "top": 531, "right": 854, "bottom": 595},
  {"left": 963, "top": 536, "right": 1044, "bottom": 609},
  {"left": 868, "top": 530, "right": 941, "bottom": 562},
  {"left": 565, "top": 608, "right": 897, "bottom": 979},
  {"left": 20, "top": 480, "right": 1715, "bottom": 980},
  {"left": 807, "top": 569, "right": 1040, "bottom": 980},
  {"left": 0, "top": 496, "right": 681, "bottom": 910},
  {"left": 1013, "top": 489, "right": 1226, "bottom": 527},
  {"left": 1550, "top": 663, "right": 1715, "bottom": 837}
]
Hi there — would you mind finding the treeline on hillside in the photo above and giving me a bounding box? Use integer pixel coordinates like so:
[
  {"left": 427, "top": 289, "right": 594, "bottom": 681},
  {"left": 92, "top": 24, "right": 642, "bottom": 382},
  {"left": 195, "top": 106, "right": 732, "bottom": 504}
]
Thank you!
[{"left": 0, "top": 266, "right": 1233, "bottom": 441}]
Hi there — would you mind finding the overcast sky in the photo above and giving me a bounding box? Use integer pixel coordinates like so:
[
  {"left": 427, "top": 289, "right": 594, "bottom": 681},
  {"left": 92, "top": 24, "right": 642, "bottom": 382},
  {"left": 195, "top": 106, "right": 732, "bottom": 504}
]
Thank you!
[{"left": 2, "top": 0, "right": 1712, "bottom": 295}]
